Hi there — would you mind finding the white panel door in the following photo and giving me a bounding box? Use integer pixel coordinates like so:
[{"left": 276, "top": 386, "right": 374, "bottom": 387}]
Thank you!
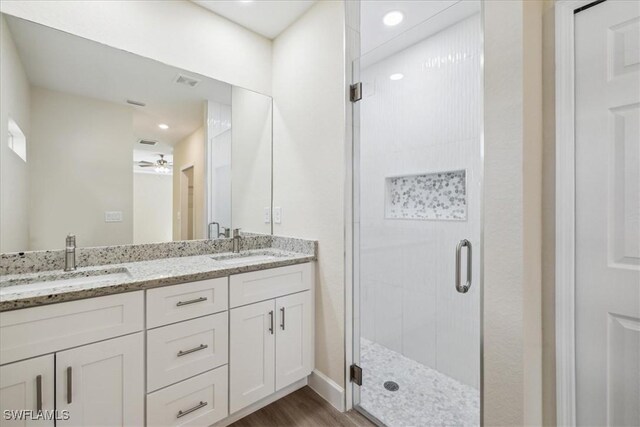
[
  {"left": 0, "top": 355, "right": 54, "bottom": 427},
  {"left": 275, "top": 291, "right": 313, "bottom": 390},
  {"left": 55, "top": 333, "right": 144, "bottom": 427},
  {"left": 229, "top": 299, "right": 275, "bottom": 414},
  {"left": 575, "top": 1, "right": 640, "bottom": 425}
]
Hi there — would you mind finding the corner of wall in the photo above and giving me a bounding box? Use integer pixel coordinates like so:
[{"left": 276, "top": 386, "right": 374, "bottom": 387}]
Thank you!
[
  {"left": 270, "top": 0, "right": 347, "bottom": 391},
  {"left": 522, "top": 0, "right": 544, "bottom": 424},
  {"left": 541, "top": 0, "right": 557, "bottom": 425}
]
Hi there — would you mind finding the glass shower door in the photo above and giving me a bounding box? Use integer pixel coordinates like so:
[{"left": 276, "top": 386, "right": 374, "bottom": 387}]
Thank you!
[{"left": 352, "top": 2, "right": 482, "bottom": 425}]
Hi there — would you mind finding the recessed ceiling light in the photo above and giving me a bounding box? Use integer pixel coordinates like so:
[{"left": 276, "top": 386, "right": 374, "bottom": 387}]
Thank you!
[
  {"left": 158, "top": 124, "right": 169, "bottom": 130},
  {"left": 383, "top": 11, "right": 404, "bottom": 26},
  {"left": 390, "top": 73, "right": 404, "bottom": 81}
]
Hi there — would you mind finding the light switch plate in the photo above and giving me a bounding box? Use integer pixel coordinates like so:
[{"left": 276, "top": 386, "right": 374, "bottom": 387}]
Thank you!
[
  {"left": 264, "top": 207, "right": 271, "bottom": 223},
  {"left": 104, "top": 211, "right": 123, "bottom": 223},
  {"left": 273, "top": 207, "right": 282, "bottom": 224}
]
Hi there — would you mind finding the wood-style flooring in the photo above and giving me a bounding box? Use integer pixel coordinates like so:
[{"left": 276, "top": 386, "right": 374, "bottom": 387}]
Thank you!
[{"left": 229, "top": 387, "right": 375, "bottom": 427}]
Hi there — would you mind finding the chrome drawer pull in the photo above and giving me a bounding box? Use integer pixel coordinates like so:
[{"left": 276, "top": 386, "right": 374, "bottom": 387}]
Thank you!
[
  {"left": 66, "top": 367, "right": 72, "bottom": 404},
  {"left": 177, "top": 401, "right": 208, "bottom": 418},
  {"left": 280, "top": 307, "right": 285, "bottom": 330},
  {"left": 176, "top": 297, "right": 207, "bottom": 307},
  {"left": 177, "top": 344, "right": 208, "bottom": 357},
  {"left": 36, "top": 375, "right": 42, "bottom": 412},
  {"left": 268, "top": 310, "right": 274, "bottom": 334}
]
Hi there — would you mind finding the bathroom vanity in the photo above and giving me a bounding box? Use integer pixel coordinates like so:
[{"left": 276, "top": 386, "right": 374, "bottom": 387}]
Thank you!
[
  {"left": 0, "top": 7, "right": 319, "bottom": 426},
  {"left": 0, "top": 237, "right": 316, "bottom": 426}
]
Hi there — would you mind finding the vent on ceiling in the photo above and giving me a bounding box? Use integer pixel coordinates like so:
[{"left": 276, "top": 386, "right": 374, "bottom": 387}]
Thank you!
[
  {"left": 126, "top": 99, "right": 146, "bottom": 107},
  {"left": 138, "top": 139, "right": 158, "bottom": 146},
  {"left": 175, "top": 74, "right": 201, "bottom": 88}
]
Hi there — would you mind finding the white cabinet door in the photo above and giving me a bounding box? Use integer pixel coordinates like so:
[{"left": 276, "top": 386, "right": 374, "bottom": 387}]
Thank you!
[
  {"left": 55, "top": 333, "right": 144, "bottom": 427},
  {"left": 275, "top": 291, "right": 313, "bottom": 390},
  {"left": 229, "top": 300, "right": 275, "bottom": 413},
  {"left": 0, "top": 355, "right": 54, "bottom": 427}
]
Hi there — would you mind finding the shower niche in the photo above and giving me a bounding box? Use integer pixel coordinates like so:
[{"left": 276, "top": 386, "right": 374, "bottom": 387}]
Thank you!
[{"left": 385, "top": 170, "right": 467, "bottom": 221}]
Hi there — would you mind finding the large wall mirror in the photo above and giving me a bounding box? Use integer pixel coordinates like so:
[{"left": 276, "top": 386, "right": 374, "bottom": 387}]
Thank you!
[{"left": 0, "top": 14, "right": 273, "bottom": 253}]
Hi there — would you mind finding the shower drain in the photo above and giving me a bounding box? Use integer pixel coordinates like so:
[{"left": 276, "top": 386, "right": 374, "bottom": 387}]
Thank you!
[{"left": 383, "top": 381, "right": 399, "bottom": 392}]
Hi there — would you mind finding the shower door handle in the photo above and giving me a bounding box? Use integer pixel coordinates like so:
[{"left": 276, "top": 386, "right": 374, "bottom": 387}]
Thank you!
[{"left": 455, "top": 239, "right": 472, "bottom": 293}]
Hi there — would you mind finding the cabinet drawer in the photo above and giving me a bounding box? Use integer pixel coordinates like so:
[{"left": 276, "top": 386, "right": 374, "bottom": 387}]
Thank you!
[
  {"left": 0, "top": 292, "right": 143, "bottom": 365},
  {"left": 147, "top": 365, "right": 228, "bottom": 427},
  {"left": 147, "top": 313, "right": 228, "bottom": 392},
  {"left": 229, "top": 263, "right": 313, "bottom": 308},
  {"left": 146, "top": 278, "right": 228, "bottom": 328},
  {"left": 1, "top": 354, "right": 55, "bottom": 425}
]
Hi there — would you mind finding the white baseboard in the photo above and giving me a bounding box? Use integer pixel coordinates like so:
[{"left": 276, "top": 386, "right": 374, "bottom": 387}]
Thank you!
[
  {"left": 308, "top": 369, "right": 345, "bottom": 412},
  {"left": 214, "top": 378, "right": 307, "bottom": 426}
]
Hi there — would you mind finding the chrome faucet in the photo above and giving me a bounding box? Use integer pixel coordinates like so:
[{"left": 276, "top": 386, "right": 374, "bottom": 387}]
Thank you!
[
  {"left": 64, "top": 234, "right": 76, "bottom": 272},
  {"left": 232, "top": 228, "right": 241, "bottom": 253}
]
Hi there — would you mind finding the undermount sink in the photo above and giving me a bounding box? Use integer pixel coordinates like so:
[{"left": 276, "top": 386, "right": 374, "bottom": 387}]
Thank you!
[
  {"left": 210, "top": 250, "right": 292, "bottom": 266},
  {"left": 0, "top": 267, "right": 132, "bottom": 296}
]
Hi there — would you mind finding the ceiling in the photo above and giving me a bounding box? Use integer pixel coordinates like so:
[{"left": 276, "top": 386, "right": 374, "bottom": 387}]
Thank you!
[
  {"left": 193, "top": 0, "right": 316, "bottom": 39},
  {"left": 5, "top": 15, "right": 232, "bottom": 154},
  {"left": 360, "top": 0, "right": 480, "bottom": 66}
]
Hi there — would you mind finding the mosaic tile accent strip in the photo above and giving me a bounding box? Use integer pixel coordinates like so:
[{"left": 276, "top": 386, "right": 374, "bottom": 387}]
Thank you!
[
  {"left": 360, "top": 338, "right": 479, "bottom": 427},
  {"left": 385, "top": 170, "right": 466, "bottom": 220}
]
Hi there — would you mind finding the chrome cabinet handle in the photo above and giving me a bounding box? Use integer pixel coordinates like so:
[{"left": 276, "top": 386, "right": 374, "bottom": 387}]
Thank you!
[
  {"left": 66, "top": 367, "right": 72, "bottom": 404},
  {"left": 455, "top": 239, "right": 472, "bottom": 293},
  {"left": 36, "top": 375, "right": 42, "bottom": 412},
  {"left": 177, "top": 401, "right": 208, "bottom": 418},
  {"left": 176, "top": 297, "right": 207, "bottom": 307},
  {"left": 268, "top": 310, "right": 274, "bottom": 334},
  {"left": 177, "top": 344, "right": 208, "bottom": 357},
  {"left": 280, "top": 307, "right": 285, "bottom": 330}
]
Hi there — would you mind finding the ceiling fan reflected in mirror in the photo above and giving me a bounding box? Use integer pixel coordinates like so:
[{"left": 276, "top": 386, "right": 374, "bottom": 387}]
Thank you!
[{"left": 137, "top": 154, "right": 173, "bottom": 174}]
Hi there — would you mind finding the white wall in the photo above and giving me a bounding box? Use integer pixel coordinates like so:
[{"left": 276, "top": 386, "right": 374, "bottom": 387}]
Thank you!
[
  {"left": 483, "top": 1, "right": 543, "bottom": 425},
  {"left": 0, "top": 0, "right": 272, "bottom": 95},
  {"left": 272, "top": 0, "right": 346, "bottom": 387},
  {"left": 232, "top": 87, "right": 272, "bottom": 234},
  {"left": 0, "top": 14, "right": 30, "bottom": 253},
  {"left": 28, "top": 87, "right": 133, "bottom": 250},
  {"left": 173, "top": 126, "right": 206, "bottom": 241},
  {"left": 359, "top": 14, "right": 481, "bottom": 389},
  {"left": 133, "top": 173, "right": 173, "bottom": 244}
]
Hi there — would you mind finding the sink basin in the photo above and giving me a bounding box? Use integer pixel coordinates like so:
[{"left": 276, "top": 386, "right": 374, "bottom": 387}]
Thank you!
[
  {"left": 210, "top": 250, "right": 292, "bottom": 266},
  {"left": 0, "top": 267, "right": 132, "bottom": 296}
]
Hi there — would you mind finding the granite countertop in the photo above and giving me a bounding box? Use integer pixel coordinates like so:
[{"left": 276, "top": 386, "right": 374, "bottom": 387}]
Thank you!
[{"left": 0, "top": 242, "right": 316, "bottom": 312}]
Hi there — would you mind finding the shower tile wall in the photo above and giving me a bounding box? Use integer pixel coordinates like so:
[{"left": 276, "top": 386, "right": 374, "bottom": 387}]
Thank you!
[{"left": 359, "top": 14, "right": 481, "bottom": 389}]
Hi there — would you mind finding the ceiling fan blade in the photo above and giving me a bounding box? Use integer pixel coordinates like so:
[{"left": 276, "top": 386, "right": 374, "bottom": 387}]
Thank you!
[
  {"left": 138, "top": 161, "right": 154, "bottom": 165},
  {"left": 138, "top": 164, "right": 155, "bottom": 167}
]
